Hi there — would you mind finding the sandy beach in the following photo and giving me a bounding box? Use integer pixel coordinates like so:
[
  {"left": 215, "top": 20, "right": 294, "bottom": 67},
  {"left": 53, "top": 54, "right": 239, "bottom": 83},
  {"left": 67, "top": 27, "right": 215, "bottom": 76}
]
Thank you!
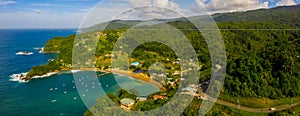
[{"left": 64, "top": 68, "right": 166, "bottom": 91}]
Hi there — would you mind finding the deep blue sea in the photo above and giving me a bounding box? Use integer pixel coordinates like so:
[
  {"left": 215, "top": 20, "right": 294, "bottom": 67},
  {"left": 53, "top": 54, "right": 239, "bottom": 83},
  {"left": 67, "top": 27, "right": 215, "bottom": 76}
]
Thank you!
[{"left": 0, "top": 29, "right": 158, "bottom": 115}]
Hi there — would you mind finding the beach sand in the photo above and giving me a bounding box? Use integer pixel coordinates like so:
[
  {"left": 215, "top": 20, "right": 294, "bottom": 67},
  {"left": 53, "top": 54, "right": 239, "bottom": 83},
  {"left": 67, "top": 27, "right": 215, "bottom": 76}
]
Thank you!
[{"left": 65, "top": 68, "right": 166, "bottom": 91}]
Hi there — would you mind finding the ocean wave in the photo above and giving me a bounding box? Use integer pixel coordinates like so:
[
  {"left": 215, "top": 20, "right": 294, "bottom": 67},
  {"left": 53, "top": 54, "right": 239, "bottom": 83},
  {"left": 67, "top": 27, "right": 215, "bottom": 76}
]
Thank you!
[
  {"left": 9, "top": 73, "right": 29, "bottom": 83},
  {"left": 70, "top": 70, "right": 83, "bottom": 73},
  {"left": 32, "top": 72, "right": 60, "bottom": 79},
  {"left": 15, "top": 51, "right": 34, "bottom": 55},
  {"left": 10, "top": 70, "right": 85, "bottom": 83},
  {"left": 34, "top": 47, "right": 45, "bottom": 53}
]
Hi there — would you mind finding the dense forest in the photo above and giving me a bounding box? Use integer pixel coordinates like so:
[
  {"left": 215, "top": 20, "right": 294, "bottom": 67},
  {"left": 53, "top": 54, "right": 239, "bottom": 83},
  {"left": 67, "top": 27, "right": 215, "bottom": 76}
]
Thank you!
[{"left": 27, "top": 5, "right": 300, "bottom": 115}]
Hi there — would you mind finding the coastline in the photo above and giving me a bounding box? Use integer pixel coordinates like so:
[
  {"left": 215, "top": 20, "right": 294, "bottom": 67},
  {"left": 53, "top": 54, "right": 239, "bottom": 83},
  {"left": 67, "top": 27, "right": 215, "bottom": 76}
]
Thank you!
[
  {"left": 16, "top": 68, "right": 166, "bottom": 90},
  {"left": 72, "top": 68, "right": 166, "bottom": 91},
  {"left": 110, "top": 70, "right": 166, "bottom": 91}
]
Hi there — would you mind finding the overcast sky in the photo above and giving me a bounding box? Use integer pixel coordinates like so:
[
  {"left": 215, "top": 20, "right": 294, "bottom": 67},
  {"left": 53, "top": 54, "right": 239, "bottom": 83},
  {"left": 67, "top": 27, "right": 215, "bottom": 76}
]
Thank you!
[{"left": 0, "top": 0, "right": 299, "bottom": 29}]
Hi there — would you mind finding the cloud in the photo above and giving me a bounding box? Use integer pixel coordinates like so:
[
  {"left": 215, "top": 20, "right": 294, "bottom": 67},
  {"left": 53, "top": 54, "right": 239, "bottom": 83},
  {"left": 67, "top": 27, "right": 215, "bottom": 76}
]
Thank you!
[
  {"left": 30, "top": 3, "right": 65, "bottom": 7},
  {"left": 276, "top": 0, "right": 296, "bottom": 6},
  {"left": 127, "top": 0, "right": 182, "bottom": 19},
  {"left": 34, "top": 9, "right": 41, "bottom": 14},
  {"left": 0, "top": 0, "right": 17, "bottom": 5},
  {"left": 196, "top": 0, "right": 269, "bottom": 13},
  {"left": 129, "top": 0, "right": 151, "bottom": 7},
  {"left": 129, "top": 0, "right": 181, "bottom": 11}
]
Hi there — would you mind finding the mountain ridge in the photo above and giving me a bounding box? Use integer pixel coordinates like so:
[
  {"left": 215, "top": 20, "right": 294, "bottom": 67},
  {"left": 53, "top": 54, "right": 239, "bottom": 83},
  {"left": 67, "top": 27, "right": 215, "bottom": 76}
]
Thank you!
[{"left": 83, "top": 4, "right": 300, "bottom": 32}]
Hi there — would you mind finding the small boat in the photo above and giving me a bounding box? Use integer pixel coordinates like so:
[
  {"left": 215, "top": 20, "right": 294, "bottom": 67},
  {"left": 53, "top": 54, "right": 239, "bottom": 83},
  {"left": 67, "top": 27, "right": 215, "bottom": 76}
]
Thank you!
[
  {"left": 51, "top": 99, "right": 57, "bottom": 102},
  {"left": 64, "top": 91, "right": 67, "bottom": 94},
  {"left": 54, "top": 88, "right": 58, "bottom": 90},
  {"left": 49, "top": 88, "right": 53, "bottom": 91},
  {"left": 73, "top": 97, "right": 77, "bottom": 100},
  {"left": 86, "top": 89, "right": 88, "bottom": 92},
  {"left": 73, "top": 86, "right": 76, "bottom": 89},
  {"left": 82, "top": 94, "right": 86, "bottom": 97},
  {"left": 62, "top": 84, "right": 66, "bottom": 86},
  {"left": 106, "top": 85, "right": 109, "bottom": 88}
]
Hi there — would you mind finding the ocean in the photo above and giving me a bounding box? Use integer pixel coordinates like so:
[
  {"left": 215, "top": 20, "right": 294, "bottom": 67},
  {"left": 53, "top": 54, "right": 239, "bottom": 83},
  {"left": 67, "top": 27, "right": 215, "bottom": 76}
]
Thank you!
[{"left": 0, "top": 29, "right": 158, "bottom": 115}]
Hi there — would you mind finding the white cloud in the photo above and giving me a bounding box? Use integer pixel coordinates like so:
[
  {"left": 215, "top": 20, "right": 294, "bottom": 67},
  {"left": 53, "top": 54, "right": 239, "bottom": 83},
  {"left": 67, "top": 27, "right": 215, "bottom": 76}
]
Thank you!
[
  {"left": 196, "top": 0, "right": 269, "bottom": 13},
  {"left": 129, "top": 0, "right": 181, "bottom": 12},
  {"left": 0, "top": 0, "right": 17, "bottom": 5},
  {"left": 34, "top": 9, "right": 41, "bottom": 14},
  {"left": 276, "top": 0, "right": 296, "bottom": 6},
  {"left": 127, "top": 0, "right": 183, "bottom": 19}
]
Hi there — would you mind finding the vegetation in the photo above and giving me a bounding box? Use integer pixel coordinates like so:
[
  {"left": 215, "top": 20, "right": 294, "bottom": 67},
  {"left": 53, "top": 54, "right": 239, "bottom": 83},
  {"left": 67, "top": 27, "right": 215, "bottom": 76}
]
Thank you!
[{"left": 28, "top": 5, "right": 300, "bottom": 115}]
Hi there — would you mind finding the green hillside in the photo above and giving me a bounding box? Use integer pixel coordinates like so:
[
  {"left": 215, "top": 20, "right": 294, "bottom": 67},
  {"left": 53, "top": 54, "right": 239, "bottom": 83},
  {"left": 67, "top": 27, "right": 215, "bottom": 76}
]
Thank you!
[{"left": 27, "top": 5, "right": 300, "bottom": 115}]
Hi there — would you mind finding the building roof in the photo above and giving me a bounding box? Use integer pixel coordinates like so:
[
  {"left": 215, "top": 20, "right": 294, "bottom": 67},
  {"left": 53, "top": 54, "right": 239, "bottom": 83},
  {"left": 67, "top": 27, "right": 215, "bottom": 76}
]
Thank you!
[
  {"left": 137, "top": 97, "right": 147, "bottom": 101},
  {"left": 120, "top": 98, "right": 135, "bottom": 105},
  {"left": 153, "top": 95, "right": 165, "bottom": 99}
]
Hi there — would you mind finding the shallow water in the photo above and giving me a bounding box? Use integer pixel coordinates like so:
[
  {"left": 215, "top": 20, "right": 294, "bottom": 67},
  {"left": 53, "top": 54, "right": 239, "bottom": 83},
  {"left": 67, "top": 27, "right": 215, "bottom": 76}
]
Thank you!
[{"left": 0, "top": 29, "right": 158, "bottom": 115}]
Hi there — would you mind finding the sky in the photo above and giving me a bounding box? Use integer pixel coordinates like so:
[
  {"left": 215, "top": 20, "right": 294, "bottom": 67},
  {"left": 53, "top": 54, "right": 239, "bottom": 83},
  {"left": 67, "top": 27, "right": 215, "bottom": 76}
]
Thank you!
[{"left": 0, "top": 0, "right": 299, "bottom": 29}]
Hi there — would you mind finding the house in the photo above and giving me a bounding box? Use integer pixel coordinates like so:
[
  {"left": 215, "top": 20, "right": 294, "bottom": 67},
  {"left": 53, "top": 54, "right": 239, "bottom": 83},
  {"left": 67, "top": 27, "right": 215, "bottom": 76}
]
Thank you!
[
  {"left": 120, "top": 98, "right": 135, "bottom": 110},
  {"left": 136, "top": 97, "right": 147, "bottom": 101},
  {"left": 153, "top": 95, "right": 165, "bottom": 100},
  {"left": 131, "top": 61, "right": 139, "bottom": 66},
  {"left": 167, "top": 81, "right": 176, "bottom": 87},
  {"left": 104, "top": 54, "right": 114, "bottom": 57},
  {"left": 173, "top": 71, "right": 181, "bottom": 75}
]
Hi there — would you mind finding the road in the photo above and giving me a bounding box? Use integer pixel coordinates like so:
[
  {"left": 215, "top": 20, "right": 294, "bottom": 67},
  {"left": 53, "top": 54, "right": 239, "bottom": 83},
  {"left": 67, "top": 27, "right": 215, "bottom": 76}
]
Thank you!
[{"left": 212, "top": 98, "right": 300, "bottom": 113}]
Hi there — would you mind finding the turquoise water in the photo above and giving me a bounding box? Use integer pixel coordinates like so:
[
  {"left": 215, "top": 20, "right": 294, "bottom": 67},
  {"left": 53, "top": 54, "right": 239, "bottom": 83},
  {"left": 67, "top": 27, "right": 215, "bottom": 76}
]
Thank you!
[{"left": 0, "top": 29, "right": 158, "bottom": 115}]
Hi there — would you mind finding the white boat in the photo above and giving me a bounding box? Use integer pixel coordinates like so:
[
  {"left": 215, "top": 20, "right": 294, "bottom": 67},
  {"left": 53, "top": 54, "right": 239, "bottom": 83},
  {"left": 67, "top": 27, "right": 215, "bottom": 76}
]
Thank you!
[
  {"left": 64, "top": 91, "right": 67, "bottom": 94},
  {"left": 16, "top": 51, "right": 34, "bottom": 55},
  {"left": 73, "top": 97, "right": 77, "bottom": 100},
  {"left": 51, "top": 99, "right": 57, "bottom": 102}
]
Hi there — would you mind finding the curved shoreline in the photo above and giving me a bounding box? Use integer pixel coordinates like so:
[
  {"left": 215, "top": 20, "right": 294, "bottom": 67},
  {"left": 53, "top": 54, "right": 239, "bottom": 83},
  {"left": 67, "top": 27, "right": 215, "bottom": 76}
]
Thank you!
[
  {"left": 70, "top": 68, "right": 166, "bottom": 91},
  {"left": 20, "top": 68, "right": 166, "bottom": 90}
]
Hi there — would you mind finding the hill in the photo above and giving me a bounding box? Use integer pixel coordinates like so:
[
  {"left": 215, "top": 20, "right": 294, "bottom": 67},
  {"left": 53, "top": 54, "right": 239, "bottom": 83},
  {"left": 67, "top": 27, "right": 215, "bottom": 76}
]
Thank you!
[
  {"left": 83, "top": 4, "right": 300, "bottom": 31},
  {"left": 26, "top": 5, "right": 300, "bottom": 115}
]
